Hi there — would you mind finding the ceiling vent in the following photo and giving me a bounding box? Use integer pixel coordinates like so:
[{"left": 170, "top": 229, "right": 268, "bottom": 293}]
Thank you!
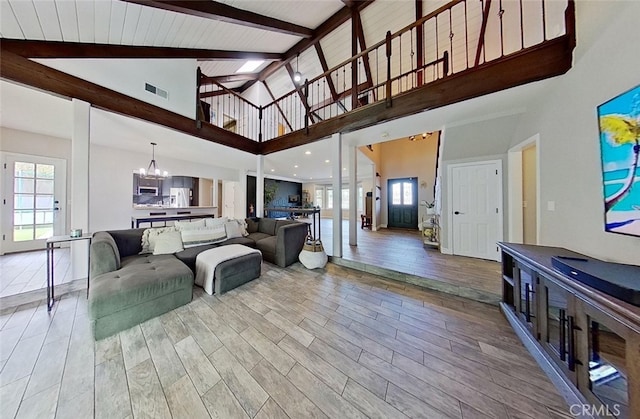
[{"left": 145, "top": 82, "right": 168, "bottom": 100}]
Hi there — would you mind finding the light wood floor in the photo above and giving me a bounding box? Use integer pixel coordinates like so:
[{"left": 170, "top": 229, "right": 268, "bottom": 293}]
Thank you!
[
  {"left": 0, "top": 248, "right": 72, "bottom": 298},
  {"left": 0, "top": 261, "right": 571, "bottom": 419},
  {"left": 317, "top": 219, "right": 501, "bottom": 302}
]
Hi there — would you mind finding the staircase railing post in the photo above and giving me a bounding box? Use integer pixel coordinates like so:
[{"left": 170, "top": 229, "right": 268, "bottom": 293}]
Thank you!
[
  {"left": 385, "top": 31, "right": 392, "bottom": 108},
  {"left": 443, "top": 51, "right": 449, "bottom": 77},
  {"left": 258, "top": 105, "right": 263, "bottom": 142},
  {"left": 304, "top": 79, "right": 309, "bottom": 134}
]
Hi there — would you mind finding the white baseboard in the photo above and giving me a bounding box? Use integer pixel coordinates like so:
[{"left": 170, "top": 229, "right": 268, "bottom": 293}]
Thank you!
[
  {"left": 440, "top": 246, "right": 452, "bottom": 255},
  {"left": 380, "top": 224, "right": 387, "bottom": 228}
]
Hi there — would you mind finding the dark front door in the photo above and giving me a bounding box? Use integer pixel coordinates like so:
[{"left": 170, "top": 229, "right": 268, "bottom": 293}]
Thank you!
[{"left": 387, "top": 177, "right": 418, "bottom": 229}]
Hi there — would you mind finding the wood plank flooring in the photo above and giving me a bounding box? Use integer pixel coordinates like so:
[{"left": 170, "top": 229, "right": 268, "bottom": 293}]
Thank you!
[{"left": 0, "top": 261, "right": 570, "bottom": 419}]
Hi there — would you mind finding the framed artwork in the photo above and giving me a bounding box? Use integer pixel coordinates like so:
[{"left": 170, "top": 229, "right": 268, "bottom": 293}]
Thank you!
[{"left": 597, "top": 84, "right": 640, "bottom": 237}]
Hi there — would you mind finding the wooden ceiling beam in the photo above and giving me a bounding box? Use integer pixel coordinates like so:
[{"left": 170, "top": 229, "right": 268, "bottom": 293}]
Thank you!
[
  {"left": 201, "top": 74, "right": 258, "bottom": 84},
  {"left": 1, "top": 39, "right": 283, "bottom": 60},
  {"left": 284, "top": 62, "right": 316, "bottom": 123},
  {"left": 355, "top": 11, "right": 374, "bottom": 99},
  {"left": 263, "top": 81, "right": 293, "bottom": 132},
  {"left": 240, "top": 0, "right": 375, "bottom": 91},
  {"left": 125, "top": 0, "right": 313, "bottom": 38},
  {"left": 0, "top": 49, "right": 259, "bottom": 154},
  {"left": 314, "top": 43, "right": 348, "bottom": 113}
]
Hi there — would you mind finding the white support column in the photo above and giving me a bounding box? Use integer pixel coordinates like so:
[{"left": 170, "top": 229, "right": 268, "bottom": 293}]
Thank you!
[
  {"left": 256, "top": 155, "right": 264, "bottom": 218},
  {"left": 348, "top": 145, "right": 357, "bottom": 246},
  {"left": 71, "top": 99, "right": 90, "bottom": 280},
  {"left": 331, "top": 133, "right": 342, "bottom": 257},
  {"left": 238, "top": 170, "right": 248, "bottom": 219}
]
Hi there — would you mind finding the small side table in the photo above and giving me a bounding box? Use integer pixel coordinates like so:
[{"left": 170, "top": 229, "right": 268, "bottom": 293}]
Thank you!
[{"left": 46, "top": 234, "right": 92, "bottom": 312}]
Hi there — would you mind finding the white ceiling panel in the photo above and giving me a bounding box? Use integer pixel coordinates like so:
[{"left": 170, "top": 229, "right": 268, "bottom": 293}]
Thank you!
[
  {"left": 152, "top": 10, "right": 176, "bottom": 46},
  {"left": 73, "top": 0, "right": 92, "bottom": 42},
  {"left": 108, "top": 0, "right": 127, "bottom": 44},
  {"left": 162, "top": 12, "right": 187, "bottom": 46},
  {"left": 319, "top": 19, "right": 351, "bottom": 70},
  {"left": 9, "top": 0, "right": 44, "bottom": 40},
  {"left": 144, "top": 9, "right": 168, "bottom": 45},
  {"left": 120, "top": 2, "right": 141, "bottom": 45},
  {"left": 0, "top": 0, "right": 24, "bottom": 38},
  {"left": 33, "top": 1, "right": 63, "bottom": 41},
  {"left": 360, "top": 1, "right": 413, "bottom": 48},
  {"left": 132, "top": 6, "right": 153, "bottom": 45},
  {"left": 93, "top": 0, "right": 111, "bottom": 43}
]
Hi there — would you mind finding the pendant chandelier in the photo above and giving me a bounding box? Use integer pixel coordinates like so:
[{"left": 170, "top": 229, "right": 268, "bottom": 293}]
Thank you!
[
  {"left": 293, "top": 53, "right": 302, "bottom": 84},
  {"left": 139, "top": 142, "right": 168, "bottom": 178}
]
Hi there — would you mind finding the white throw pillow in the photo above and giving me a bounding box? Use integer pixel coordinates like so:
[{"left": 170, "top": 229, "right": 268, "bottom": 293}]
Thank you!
[
  {"left": 181, "top": 224, "right": 227, "bottom": 248},
  {"left": 153, "top": 230, "right": 184, "bottom": 255},
  {"left": 225, "top": 220, "right": 243, "bottom": 239},
  {"left": 205, "top": 217, "right": 228, "bottom": 228},
  {"left": 174, "top": 219, "right": 206, "bottom": 231},
  {"left": 140, "top": 226, "right": 177, "bottom": 254}
]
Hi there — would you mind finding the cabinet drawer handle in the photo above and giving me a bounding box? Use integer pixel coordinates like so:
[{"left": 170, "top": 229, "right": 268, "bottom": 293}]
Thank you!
[{"left": 559, "top": 309, "right": 566, "bottom": 361}]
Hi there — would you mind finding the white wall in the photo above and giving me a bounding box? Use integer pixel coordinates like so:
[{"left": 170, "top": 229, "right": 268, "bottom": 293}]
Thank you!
[
  {"left": 35, "top": 59, "right": 198, "bottom": 119},
  {"left": 510, "top": 0, "right": 640, "bottom": 264},
  {"left": 90, "top": 144, "right": 239, "bottom": 232}
]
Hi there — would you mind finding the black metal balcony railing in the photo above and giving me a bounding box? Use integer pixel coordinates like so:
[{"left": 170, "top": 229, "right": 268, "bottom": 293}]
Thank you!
[{"left": 198, "top": 0, "right": 573, "bottom": 143}]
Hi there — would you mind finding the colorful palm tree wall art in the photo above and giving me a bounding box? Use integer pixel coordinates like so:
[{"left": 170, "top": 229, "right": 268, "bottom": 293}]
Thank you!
[{"left": 597, "top": 85, "right": 640, "bottom": 237}]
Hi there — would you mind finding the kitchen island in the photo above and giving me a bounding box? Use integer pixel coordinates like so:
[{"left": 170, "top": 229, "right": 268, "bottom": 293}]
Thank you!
[{"left": 131, "top": 206, "right": 217, "bottom": 228}]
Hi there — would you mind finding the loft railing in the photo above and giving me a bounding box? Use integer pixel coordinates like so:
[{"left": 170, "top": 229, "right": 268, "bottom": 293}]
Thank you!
[{"left": 198, "top": 0, "right": 573, "bottom": 143}]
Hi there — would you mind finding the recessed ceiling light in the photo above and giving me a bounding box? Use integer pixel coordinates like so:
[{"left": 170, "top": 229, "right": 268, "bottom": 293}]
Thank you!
[
  {"left": 309, "top": 177, "right": 313, "bottom": 180},
  {"left": 329, "top": 175, "right": 333, "bottom": 178},
  {"left": 305, "top": 151, "right": 311, "bottom": 155},
  {"left": 270, "top": 169, "right": 275, "bottom": 172},
  {"left": 294, "top": 164, "right": 299, "bottom": 168},
  {"left": 325, "top": 160, "right": 330, "bottom": 163},
  {"left": 293, "top": 174, "right": 297, "bottom": 176},
  {"left": 343, "top": 167, "right": 346, "bottom": 170},
  {"left": 236, "top": 60, "right": 264, "bottom": 73}
]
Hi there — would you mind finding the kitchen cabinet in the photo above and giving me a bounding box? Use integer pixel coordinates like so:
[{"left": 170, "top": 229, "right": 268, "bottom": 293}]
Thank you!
[{"left": 499, "top": 243, "right": 639, "bottom": 418}]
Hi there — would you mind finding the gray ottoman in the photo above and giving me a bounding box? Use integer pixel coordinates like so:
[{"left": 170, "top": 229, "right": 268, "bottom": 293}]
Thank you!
[{"left": 195, "top": 245, "right": 262, "bottom": 295}]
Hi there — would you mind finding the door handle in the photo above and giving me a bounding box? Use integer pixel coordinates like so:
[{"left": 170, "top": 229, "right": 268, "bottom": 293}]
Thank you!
[{"left": 454, "top": 211, "right": 463, "bottom": 215}]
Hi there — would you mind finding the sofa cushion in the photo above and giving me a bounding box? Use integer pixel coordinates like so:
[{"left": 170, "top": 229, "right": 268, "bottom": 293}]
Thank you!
[
  {"left": 89, "top": 254, "right": 193, "bottom": 319},
  {"left": 225, "top": 220, "right": 243, "bottom": 238},
  {"left": 90, "top": 232, "right": 121, "bottom": 278},
  {"left": 223, "top": 237, "right": 256, "bottom": 247},
  {"left": 109, "top": 228, "right": 145, "bottom": 257},
  {"left": 258, "top": 218, "right": 277, "bottom": 236},
  {"left": 255, "top": 236, "right": 277, "bottom": 263},
  {"left": 275, "top": 219, "right": 298, "bottom": 234},
  {"left": 247, "top": 232, "right": 271, "bottom": 243},
  {"left": 174, "top": 244, "right": 219, "bottom": 272},
  {"left": 246, "top": 218, "right": 260, "bottom": 233}
]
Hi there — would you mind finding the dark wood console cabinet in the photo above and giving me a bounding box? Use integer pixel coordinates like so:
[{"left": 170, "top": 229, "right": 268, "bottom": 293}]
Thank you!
[{"left": 498, "top": 243, "right": 639, "bottom": 418}]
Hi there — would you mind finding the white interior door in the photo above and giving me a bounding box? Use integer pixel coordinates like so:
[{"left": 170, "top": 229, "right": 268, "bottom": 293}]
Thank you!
[
  {"left": 221, "top": 180, "right": 237, "bottom": 218},
  {"left": 449, "top": 160, "right": 502, "bottom": 261},
  {"left": 1, "top": 153, "right": 67, "bottom": 254}
]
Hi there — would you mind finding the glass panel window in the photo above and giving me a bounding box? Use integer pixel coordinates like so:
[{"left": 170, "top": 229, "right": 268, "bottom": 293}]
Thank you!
[
  {"left": 14, "top": 178, "right": 34, "bottom": 194},
  {"left": 36, "top": 179, "right": 54, "bottom": 194},
  {"left": 34, "top": 225, "right": 53, "bottom": 240},
  {"left": 326, "top": 188, "right": 333, "bottom": 209},
  {"left": 14, "top": 195, "right": 34, "bottom": 210},
  {"left": 14, "top": 162, "right": 35, "bottom": 178},
  {"left": 315, "top": 189, "right": 323, "bottom": 209},
  {"left": 403, "top": 182, "right": 413, "bottom": 205},
  {"left": 392, "top": 183, "right": 401, "bottom": 205},
  {"left": 341, "top": 189, "right": 349, "bottom": 209},
  {"left": 14, "top": 210, "right": 34, "bottom": 226},
  {"left": 35, "top": 195, "right": 54, "bottom": 210},
  {"left": 36, "top": 164, "right": 55, "bottom": 179},
  {"left": 14, "top": 226, "right": 34, "bottom": 242},
  {"left": 358, "top": 186, "right": 363, "bottom": 212}
]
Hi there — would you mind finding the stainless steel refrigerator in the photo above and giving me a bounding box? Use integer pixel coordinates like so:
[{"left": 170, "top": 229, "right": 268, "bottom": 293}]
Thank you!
[{"left": 170, "top": 188, "right": 191, "bottom": 208}]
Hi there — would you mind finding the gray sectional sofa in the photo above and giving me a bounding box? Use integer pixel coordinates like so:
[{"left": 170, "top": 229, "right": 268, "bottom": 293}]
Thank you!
[{"left": 89, "top": 218, "right": 309, "bottom": 340}]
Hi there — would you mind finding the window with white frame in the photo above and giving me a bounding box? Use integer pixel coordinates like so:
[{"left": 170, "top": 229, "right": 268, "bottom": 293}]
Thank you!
[
  {"left": 326, "top": 188, "right": 333, "bottom": 209},
  {"left": 358, "top": 186, "right": 363, "bottom": 212},
  {"left": 315, "top": 188, "right": 323, "bottom": 209}
]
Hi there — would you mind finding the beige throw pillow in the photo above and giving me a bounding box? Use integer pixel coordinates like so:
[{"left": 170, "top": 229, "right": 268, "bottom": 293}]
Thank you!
[
  {"left": 153, "top": 230, "right": 184, "bottom": 255},
  {"left": 140, "top": 226, "right": 178, "bottom": 254},
  {"left": 225, "top": 220, "right": 243, "bottom": 239}
]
